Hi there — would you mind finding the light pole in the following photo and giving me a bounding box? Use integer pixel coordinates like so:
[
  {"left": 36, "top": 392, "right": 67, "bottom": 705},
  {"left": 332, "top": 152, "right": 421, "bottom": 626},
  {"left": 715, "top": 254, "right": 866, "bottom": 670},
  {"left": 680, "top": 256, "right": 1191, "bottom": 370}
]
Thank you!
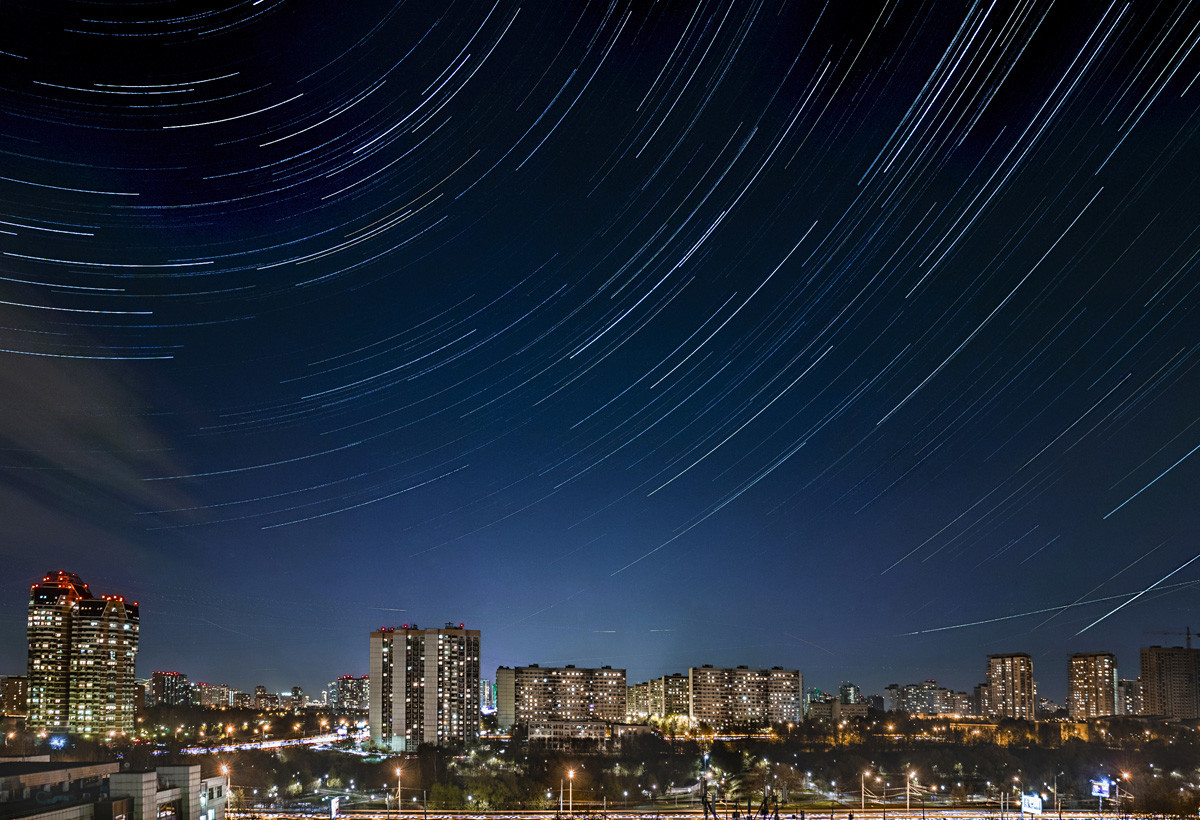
[
  {"left": 569, "top": 769, "right": 575, "bottom": 817},
  {"left": 862, "top": 771, "right": 868, "bottom": 811},
  {"left": 396, "top": 768, "right": 402, "bottom": 818}
]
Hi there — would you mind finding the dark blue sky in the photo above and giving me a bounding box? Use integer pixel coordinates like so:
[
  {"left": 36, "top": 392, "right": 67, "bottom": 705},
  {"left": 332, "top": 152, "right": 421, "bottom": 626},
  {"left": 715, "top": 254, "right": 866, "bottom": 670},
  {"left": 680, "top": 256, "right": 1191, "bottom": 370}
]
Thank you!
[{"left": 1, "top": 0, "right": 1198, "bottom": 705}]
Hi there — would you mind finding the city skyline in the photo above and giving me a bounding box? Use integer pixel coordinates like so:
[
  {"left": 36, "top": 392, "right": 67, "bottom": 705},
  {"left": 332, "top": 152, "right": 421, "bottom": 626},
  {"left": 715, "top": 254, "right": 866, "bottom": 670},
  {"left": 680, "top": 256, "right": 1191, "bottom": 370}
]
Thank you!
[
  {"left": 1, "top": 2, "right": 1198, "bottom": 702},
  {"left": 4, "top": 567, "right": 1185, "bottom": 710}
]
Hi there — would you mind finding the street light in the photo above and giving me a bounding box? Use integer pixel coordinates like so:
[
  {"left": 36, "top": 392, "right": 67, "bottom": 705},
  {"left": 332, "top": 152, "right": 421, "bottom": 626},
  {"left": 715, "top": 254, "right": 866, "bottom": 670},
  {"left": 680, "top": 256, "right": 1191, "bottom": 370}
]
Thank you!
[
  {"left": 396, "top": 768, "right": 403, "bottom": 817},
  {"left": 569, "top": 769, "right": 575, "bottom": 817}
]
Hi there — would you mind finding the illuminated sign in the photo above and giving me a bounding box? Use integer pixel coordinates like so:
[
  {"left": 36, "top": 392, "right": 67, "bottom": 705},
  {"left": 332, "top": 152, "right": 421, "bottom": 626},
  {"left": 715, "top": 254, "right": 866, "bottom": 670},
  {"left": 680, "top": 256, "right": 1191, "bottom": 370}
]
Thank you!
[
  {"left": 1021, "top": 794, "right": 1042, "bottom": 815},
  {"left": 1091, "top": 781, "right": 1110, "bottom": 798}
]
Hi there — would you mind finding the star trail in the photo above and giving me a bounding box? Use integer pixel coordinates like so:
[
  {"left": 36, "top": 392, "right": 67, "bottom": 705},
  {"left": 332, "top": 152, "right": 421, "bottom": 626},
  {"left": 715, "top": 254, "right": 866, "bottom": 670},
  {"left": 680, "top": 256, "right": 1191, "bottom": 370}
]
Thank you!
[{"left": 1, "top": 0, "right": 1198, "bottom": 699}]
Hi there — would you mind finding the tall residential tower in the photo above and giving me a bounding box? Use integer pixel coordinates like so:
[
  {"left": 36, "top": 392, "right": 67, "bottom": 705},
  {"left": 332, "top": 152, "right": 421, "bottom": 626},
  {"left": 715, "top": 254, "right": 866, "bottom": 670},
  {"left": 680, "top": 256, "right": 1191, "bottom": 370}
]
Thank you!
[
  {"left": 984, "top": 653, "right": 1035, "bottom": 720},
  {"left": 26, "top": 571, "right": 139, "bottom": 738},
  {"left": 1140, "top": 644, "right": 1200, "bottom": 719},
  {"left": 1067, "top": 652, "right": 1117, "bottom": 720},
  {"left": 369, "top": 623, "right": 480, "bottom": 751}
]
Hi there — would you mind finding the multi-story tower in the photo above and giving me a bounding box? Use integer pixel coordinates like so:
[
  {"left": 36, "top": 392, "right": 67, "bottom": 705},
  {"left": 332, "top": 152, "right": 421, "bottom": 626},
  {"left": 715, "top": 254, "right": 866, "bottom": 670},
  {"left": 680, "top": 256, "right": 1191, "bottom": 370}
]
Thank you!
[
  {"left": 662, "top": 673, "right": 689, "bottom": 716},
  {"left": 150, "top": 671, "right": 191, "bottom": 707},
  {"left": 627, "top": 681, "right": 649, "bottom": 718},
  {"left": 767, "top": 668, "right": 805, "bottom": 723},
  {"left": 27, "top": 571, "right": 140, "bottom": 737},
  {"left": 985, "top": 653, "right": 1035, "bottom": 720},
  {"left": 1, "top": 675, "right": 28, "bottom": 716},
  {"left": 495, "top": 665, "right": 625, "bottom": 730},
  {"left": 27, "top": 571, "right": 92, "bottom": 733},
  {"left": 1067, "top": 652, "right": 1117, "bottom": 720},
  {"left": 1140, "top": 644, "right": 1200, "bottom": 719},
  {"left": 480, "top": 678, "right": 496, "bottom": 714},
  {"left": 69, "top": 595, "right": 140, "bottom": 737},
  {"left": 1116, "top": 678, "right": 1143, "bottom": 715},
  {"left": 369, "top": 623, "right": 480, "bottom": 751}
]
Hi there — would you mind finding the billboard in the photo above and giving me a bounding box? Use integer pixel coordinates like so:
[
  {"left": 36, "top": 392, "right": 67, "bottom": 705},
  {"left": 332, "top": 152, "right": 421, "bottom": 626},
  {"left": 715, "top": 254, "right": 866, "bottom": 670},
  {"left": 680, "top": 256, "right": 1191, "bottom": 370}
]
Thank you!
[
  {"left": 1021, "top": 794, "right": 1043, "bottom": 815},
  {"left": 1091, "top": 781, "right": 1110, "bottom": 798},
  {"left": 330, "top": 797, "right": 340, "bottom": 819}
]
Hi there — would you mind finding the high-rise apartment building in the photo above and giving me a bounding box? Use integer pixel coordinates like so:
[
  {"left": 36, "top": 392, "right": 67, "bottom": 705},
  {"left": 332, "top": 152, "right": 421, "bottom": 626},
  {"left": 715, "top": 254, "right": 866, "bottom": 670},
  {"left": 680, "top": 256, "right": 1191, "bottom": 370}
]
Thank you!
[
  {"left": 150, "top": 671, "right": 191, "bottom": 707},
  {"left": 369, "top": 623, "right": 480, "bottom": 751},
  {"left": 1, "top": 675, "right": 27, "bottom": 716},
  {"left": 27, "top": 571, "right": 139, "bottom": 738},
  {"left": 1140, "top": 644, "right": 1200, "bottom": 719},
  {"left": 68, "top": 595, "right": 140, "bottom": 738},
  {"left": 688, "top": 666, "right": 803, "bottom": 729},
  {"left": 632, "top": 672, "right": 685, "bottom": 717},
  {"left": 1116, "top": 678, "right": 1143, "bottom": 715},
  {"left": 495, "top": 665, "right": 625, "bottom": 730},
  {"left": 1067, "top": 652, "right": 1117, "bottom": 720},
  {"left": 627, "top": 681, "right": 649, "bottom": 718},
  {"left": 985, "top": 653, "right": 1035, "bottom": 720}
]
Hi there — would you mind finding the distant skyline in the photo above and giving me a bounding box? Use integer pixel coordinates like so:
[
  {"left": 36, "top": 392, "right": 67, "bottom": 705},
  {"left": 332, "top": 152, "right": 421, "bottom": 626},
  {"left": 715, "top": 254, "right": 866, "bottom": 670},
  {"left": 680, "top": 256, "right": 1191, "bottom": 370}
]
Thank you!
[
  {"left": 2, "top": 567, "right": 1179, "bottom": 705},
  {"left": 1, "top": 2, "right": 1198, "bottom": 705}
]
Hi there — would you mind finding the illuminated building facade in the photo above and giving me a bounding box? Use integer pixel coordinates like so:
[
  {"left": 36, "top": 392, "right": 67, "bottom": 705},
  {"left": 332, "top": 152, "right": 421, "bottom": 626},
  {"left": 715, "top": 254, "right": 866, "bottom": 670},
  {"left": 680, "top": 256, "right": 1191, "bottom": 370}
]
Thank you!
[
  {"left": 369, "top": 623, "right": 480, "bottom": 751},
  {"left": 1116, "top": 678, "right": 1143, "bottom": 715},
  {"left": 495, "top": 664, "right": 625, "bottom": 730},
  {"left": 1067, "top": 652, "right": 1117, "bottom": 720},
  {"left": 26, "top": 571, "right": 139, "bottom": 738},
  {"left": 688, "top": 665, "right": 803, "bottom": 729},
  {"left": 1140, "top": 644, "right": 1200, "bottom": 719},
  {"left": 68, "top": 595, "right": 140, "bottom": 737},
  {"left": 985, "top": 653, "right": 1035, "bottom": 720},
  {"left": 1, "top": 675, "right": 27, "bottom": 716},
  {"left": 150, "top": 671, "right": 191, "bottom": 707},
  {"left": 195, "top": 681, "right": 233, "bottom": 708},
  {"left": 330, "top": 674, "right": 369, "bottom": 712},
  {"left": 627, "top": 681, "right": 649, "bottom": 718}
]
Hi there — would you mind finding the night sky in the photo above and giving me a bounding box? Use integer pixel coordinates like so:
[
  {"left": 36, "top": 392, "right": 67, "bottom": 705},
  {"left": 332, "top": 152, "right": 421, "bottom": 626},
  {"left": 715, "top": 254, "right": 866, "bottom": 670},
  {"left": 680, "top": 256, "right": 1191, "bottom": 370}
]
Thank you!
[{"left": 1, "top": 0, "right": 1198, "bottom": 705}]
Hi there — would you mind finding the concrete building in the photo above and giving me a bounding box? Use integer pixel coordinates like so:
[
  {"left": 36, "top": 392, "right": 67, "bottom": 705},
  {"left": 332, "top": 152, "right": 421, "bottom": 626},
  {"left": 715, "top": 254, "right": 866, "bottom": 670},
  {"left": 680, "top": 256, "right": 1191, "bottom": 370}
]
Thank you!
[
  {"left": 885, "top": 680, "right": 974, "bottom": 715},
  {"left": 369, "top": 623, "right": 480, "bottom": 751},
  {"left": 1116, "top": 678, "right": 1143, "bottom": 715},
  {"left": 194, "top": 682, "right": 233, "bottom": 708},
  {"left": 1067, "top": 652, "right": 1117, "bottom": 720},
  {"left": 626, "top": 682, "right": 649, "bottom": 719},
  {"left": 808, "top": 699, "right": 868, "bottom": 721},
  {"left": 1140, "top": 644, "right": 1200, "bottom": 719},
  {"left": 329, "top": 675, "right": 369, "bottom": 713},
  {"left": 0, "top": 761, "right": 224, "bottom": 820},
  {"left": 1, "top": 676, "right": 27, "bottom": 717},
  {"left": 495, "top": 665, "right": 625, "bottom": 731},
  {"left": 26, "top": 571, "right": 139, "bottom": 738},
  {"left": 150, "top": 672, "right": 191, "bottom": 708},
  {"left": 985, "top": 653, "right": 1036, "bottom": 720},
  {"left": 688, "top": 666, "right": 803, "bottom": 729}
]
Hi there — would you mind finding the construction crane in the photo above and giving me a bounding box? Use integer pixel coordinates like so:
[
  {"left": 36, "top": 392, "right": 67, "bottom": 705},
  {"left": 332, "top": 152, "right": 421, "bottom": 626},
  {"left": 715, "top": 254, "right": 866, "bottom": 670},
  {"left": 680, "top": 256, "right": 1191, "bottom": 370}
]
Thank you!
[{"left": 1144, "top": 627, "right": 1192, "bottom": 648}]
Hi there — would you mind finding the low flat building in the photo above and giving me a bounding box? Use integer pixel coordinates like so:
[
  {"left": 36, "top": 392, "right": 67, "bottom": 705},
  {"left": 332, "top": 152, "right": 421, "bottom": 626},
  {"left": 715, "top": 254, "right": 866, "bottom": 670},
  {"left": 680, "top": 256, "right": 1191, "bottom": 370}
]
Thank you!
[{"left": 0, "top": 761, "right": 225, "bottom": 820}]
